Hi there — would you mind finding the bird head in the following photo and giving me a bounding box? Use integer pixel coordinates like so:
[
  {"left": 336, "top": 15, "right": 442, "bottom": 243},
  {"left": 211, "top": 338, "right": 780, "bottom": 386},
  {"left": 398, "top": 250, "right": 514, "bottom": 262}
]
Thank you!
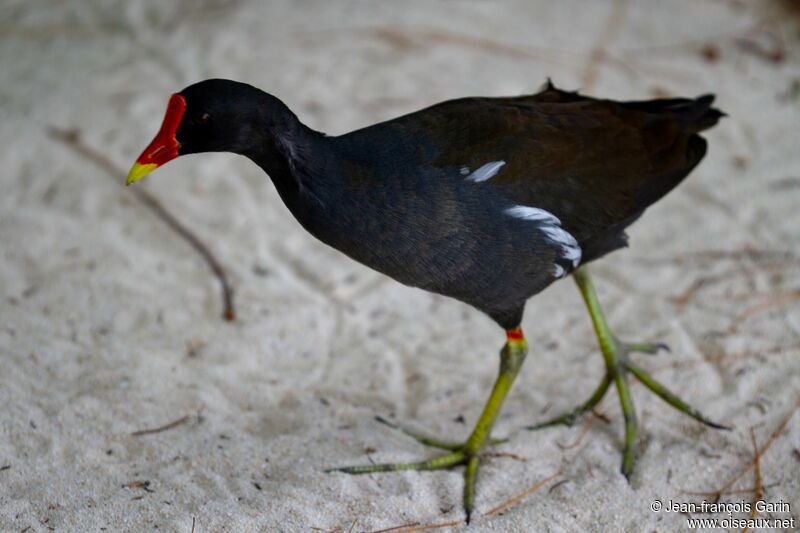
[{"left": 126, "top": 79, "right": 274, "bottom": 185}]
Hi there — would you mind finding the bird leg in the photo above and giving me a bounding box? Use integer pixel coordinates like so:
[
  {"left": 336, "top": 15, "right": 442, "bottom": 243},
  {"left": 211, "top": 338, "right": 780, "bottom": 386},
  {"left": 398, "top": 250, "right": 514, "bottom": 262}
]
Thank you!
[
  {"left": 328, "top": 329, "right": 528, "bottom": 523},
  {"left": 527, "top": 266, "right": 728, "bottom": 479}
]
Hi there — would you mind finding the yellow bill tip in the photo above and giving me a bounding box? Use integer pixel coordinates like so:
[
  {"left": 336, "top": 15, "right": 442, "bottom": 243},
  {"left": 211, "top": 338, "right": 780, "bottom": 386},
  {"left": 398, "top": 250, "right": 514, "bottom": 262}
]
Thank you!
[{"left": 126, "top": 162, "right": 158, "bottom": 185}]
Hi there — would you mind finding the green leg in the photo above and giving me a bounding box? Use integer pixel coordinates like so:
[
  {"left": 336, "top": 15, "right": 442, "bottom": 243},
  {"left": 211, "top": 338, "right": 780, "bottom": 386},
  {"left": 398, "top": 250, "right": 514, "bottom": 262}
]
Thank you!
[
  {"left": 528, "top": 266, "right": 729, "bottom": 479},
  {"left": 328, "top": 331, "right": 528, "bottom": 523}
]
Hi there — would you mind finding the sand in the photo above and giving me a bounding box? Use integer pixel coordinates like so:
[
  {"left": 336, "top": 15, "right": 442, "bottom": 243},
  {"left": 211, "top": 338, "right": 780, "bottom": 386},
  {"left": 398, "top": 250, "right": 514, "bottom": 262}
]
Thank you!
[{"left": 1, "top": 1, "right": 799, "bottom": 531}]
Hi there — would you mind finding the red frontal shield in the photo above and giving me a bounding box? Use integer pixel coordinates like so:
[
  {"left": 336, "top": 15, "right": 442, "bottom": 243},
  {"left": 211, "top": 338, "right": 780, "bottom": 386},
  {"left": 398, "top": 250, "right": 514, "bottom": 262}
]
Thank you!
[{"left": 126, "top": 93, "right": 186, "bottom": 184}]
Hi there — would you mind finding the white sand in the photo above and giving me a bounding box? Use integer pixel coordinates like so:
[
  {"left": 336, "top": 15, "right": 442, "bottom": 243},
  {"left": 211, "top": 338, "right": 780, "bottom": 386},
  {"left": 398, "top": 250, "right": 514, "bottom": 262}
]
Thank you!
[{"left": 1, "top": 1, "right": 799, "bottom": 531}]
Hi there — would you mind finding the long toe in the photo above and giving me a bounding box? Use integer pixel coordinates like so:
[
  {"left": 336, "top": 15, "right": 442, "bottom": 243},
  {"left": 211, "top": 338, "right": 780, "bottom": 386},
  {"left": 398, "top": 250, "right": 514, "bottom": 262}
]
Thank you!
[
  {"left": 374, "top": 415, "right": 465, "bottom": 450},
  {"left": 328, "top": 450, "right": 468, "bottom": 475},
  {"left": 526, "top": 407, "right": 586, "bottom": 430},
  {"left": 527, "top": 372, "right": 613, "bottom": 431},
  {"left": 620, "top": 340, "right": 670, "bottom": 356},
  {"left": 626, "top": 362, "right": 731, "bottom": 430}
]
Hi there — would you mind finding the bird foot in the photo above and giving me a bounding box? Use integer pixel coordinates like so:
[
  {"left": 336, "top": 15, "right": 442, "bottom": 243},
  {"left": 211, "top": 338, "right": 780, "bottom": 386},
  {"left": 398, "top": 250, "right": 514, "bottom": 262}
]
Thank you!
[
  {"left": 329, "top": 336, "right": 527, "bottom": 523},
  {"left": 526, "top": 335, "right": 670, "bottom": 430},
  {"left": 526, "top": 335, "right": 729, "bottom": 479},
  {"left": 326, "top": 416, "right": 505, "bottom": 523}
]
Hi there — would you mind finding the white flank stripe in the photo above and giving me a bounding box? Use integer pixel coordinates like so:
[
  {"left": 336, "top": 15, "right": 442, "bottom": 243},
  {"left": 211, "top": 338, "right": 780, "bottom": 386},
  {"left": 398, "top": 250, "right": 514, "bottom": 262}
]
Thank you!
[
  {"left": 503, "top": 206, "right": 561, "bottom": 226},
  {"left": 505, "top": 204, "right": 582, "bottom": 267},
  {"left": 465, "top": 161, "right": 505, "bottom": 182},
  {"left": 553, "top": 264, "right": 566, "bottom": 278},
  {"left": 539, "top": 226, "right": 582, "bottom": 266}
]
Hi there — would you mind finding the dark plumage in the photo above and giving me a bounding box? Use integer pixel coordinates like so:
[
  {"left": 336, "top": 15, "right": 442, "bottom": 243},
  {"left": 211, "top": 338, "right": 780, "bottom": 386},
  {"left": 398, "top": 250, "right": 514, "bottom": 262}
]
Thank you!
[
  {"left": 169, "top": 79, "right": 722, "bottom": 328},
  {"left": 127, "top": 79, "right": 725, "bottom": 521}
]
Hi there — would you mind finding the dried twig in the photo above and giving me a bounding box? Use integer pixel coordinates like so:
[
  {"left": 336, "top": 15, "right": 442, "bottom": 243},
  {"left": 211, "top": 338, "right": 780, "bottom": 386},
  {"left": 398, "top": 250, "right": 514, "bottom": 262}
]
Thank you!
[
  {"left": 728, "top": 290, "right": 800, "bottom": 333},
  {"left": 646, "top": 248, "right": 799, "bottom": 265},
  {"left": 367, "top": 522, "right": 420, "bottom": 533},
  {"left": 46, "top": 127, "right": 236, "bottom": 321},
  {"left": 591, "top": 409, "right": 611, "bottom": 424},
  {"left": 582, "top": 0, "right": 630, "bottom": 91},
  {"left": 190, "top": 517, "right": 196, "bottom": 533},
  {"left": 131, "top": 415, "right": 190, "bottom": 437},
  {"left": 556, "top": 413, "right": 596, "bottom": 450},
  {"left": 483, "top": 471, "right": 562, "bottom": 518},
  {"left": 548, "top": 478, "right": 570, "bottom": 494},
  {"left": 681, "top": 482, "right": 780, "bottom": 498},
  {"left": 365, "top": 476, "right": 570, "bottom": 533},
  {"left": 368, "top": 519, "right": 463, "bottom": 533},
  {"left": 366, "top": 27, "right": 567, "bottom": 65},
  {"left": 365, "top": 471, "right": 567, "bottom": 531},
  {"left": 669, "top": 268, "right": 743, "bottom": 310},
  {"left": 638, "top": 246, "right": 800, "bottom": 310},
  {"left": 123, "top": 479, "right": 154, "bottom": 492},
  {"left": 684, "top": 398, "right": 799, "bottom": 501},
  {"left": 482, "top": 451, "right": 528, "bottom": 462},
  {"left": 742, "top": 428, "right": 762, "bottom": 533},
  {"left": 652, "top": 341, "right": 800, "bottom": 375}
]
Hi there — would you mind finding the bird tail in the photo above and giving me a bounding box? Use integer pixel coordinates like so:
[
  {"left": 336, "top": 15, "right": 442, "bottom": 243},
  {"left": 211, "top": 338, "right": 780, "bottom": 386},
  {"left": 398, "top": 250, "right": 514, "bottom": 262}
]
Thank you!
[
  {"left": 681, "top": 95, "right": 726, "bottom": 133},
  {"left": 533, "top": 81, "right": 726, "bottom": 133},
  {"left": 621, "top": 94, "right": 726, "bottom": 133}
]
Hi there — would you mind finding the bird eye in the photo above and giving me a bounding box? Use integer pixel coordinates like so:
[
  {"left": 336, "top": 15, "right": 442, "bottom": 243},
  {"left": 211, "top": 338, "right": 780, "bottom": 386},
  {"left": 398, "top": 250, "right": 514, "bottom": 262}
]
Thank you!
[{"left": 195, "top": 112, "right": 210, "bottom": 125}]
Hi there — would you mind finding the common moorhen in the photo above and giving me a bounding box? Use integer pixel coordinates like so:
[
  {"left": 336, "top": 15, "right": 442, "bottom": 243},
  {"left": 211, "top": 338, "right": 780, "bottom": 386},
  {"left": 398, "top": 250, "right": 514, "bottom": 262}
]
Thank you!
[{"left": 127, "top": 79, "right": 726, "bottom": 522}]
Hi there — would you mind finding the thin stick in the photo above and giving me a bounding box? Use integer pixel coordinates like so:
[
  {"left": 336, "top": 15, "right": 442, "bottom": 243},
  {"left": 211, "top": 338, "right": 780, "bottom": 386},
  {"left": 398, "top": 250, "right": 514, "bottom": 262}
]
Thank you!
[
  {"left": 548, "top": 479, "right": 570, "bottom": 494},
  {"left": 484, "top": 471, "right": 562, "bottom": 517},
  {"left": 742, "top": 428, "right": 762, "bottom": 533},
  {"left": 46, "top": 127, "right": 236, "bottom": 321},
  {"left": 670, "top": 248, "right": 799, "bottom": 263},
  {"left": 365, "top": 27, "right": 569, "bottom": 66},
  {"left": 728, "top": 290, "right": 800, "bottom": 333},
  {"left": 369, "top": 519, "right": 463, "bottom": 533},
  {"left": 681, "top": 482, "right": 779, "bottom": 498},
  {"left": 653, "top": 341, "right": 800, "bottom": 375},
  {"left": 684, "top": 398, "right": 799, "bottom": 500},
  {"left": 556, "top": 414, "right": 595, "bottom": 450},
  {"left": 131, "top": 415, "right": 190, "bottom": 437},
  {"left": 481, "top": 451, "right": 528, "bottom": 462},
  {"left": 367, "top": 523, "right": 421, "bottom": 533},
  {"left": 582, "top": 0, "right": 630, "bottom": 91},
  {"left": 366, "top": 471, "right": 562, "bottom": 532},
  {"left": 190, "top": 517, "right": 196, "bottom": 533}
]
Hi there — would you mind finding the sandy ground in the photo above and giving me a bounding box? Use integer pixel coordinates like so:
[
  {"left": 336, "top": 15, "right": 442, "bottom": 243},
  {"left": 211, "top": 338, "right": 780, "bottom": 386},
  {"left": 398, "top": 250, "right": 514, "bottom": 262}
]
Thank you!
[{"left": 2, "top": 1, "right": 800, "bottom": 531}]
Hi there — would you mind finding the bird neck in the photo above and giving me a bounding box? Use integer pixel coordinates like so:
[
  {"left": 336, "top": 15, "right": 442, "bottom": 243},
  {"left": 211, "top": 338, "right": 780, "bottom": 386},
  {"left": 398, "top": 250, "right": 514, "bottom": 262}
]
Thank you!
[{"left": 243, "top": 109, "right": 331, "bottom": 210}]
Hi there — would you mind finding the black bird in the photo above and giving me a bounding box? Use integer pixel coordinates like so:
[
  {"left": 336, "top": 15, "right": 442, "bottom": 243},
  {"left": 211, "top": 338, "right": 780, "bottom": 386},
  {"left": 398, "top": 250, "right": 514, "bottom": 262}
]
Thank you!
[{"left": 128, "top": 79, "right": 727, "bottom": 522}]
